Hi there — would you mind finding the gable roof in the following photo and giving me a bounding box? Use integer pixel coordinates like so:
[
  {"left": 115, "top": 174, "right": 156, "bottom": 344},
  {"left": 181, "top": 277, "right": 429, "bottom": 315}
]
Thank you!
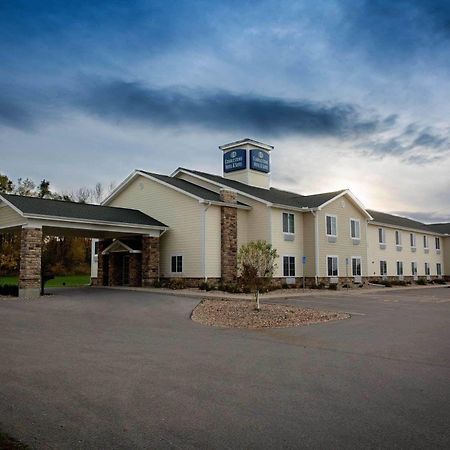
[
  {"left": 367, "top": 209, "right": 442, "bottom": 234},
  {"left": 0, "top": 193, "right": 167, "bottom": 228},
  {"left": 137, "top": 171, "right": 249, "bottom": 207},
  {"left": 427, "top": 223, "right": 450, "bottom": 235},
  {"left": 175, "top": 168, "right": 348, "bottom": 209}
]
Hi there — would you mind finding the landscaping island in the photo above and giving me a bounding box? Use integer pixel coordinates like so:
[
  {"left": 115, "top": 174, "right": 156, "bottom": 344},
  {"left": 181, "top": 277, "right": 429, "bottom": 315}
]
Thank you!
[{"left": 191, "top": 299, "right": 349, "bottom": 329}]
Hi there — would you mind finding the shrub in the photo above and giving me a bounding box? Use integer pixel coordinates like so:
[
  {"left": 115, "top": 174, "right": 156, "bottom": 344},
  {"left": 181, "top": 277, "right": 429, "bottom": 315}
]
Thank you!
[
  {"left": 312, "top": 282, "right": 326, "bottom": 290},
  {"left": 380, "top": 280, "right": 392, "bottom": 287},
  {"left": 432, "top": 278, "right": 446, "bottom": 285},
  {"left": 0, "top": 284, "right": 19, "bottom": 297},
  {"left": 199, "top": 281, "right": 215, "bottom": 291},
  {"left": 328, "top": 283, "right": 338, "bottom": 290},
  {"left": 152, "top": 280, "right": 162, "bottom": 288},
  {"left": 168, "top": 278, "right": 186, "bottom": 290},
  {"left": 416, "top": 278, "right": 427, "bottom": 285}
]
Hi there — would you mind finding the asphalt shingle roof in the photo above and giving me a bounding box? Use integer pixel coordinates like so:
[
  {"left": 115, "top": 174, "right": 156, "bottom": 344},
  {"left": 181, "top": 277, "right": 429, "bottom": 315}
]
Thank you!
[
  {"left": 0, "top": 193, "right": 167, "bottom": 228},
  {"left": 367, "top": 209, "right": 444, "bottom": 234},
  {"left": 426, "top": 223, "right": 450, "bottom": 234},
  {"left": 138, "top": 170, "right": 249, "bottom": 206},
  {"left": 178, "top": 168, "right": 346, "bottom": 209}
]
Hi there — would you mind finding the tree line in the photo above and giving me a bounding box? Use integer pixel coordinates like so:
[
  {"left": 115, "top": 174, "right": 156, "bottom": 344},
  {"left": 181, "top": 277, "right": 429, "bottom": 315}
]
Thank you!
[{"left": 0, "top": 173, "right": 114, "bottom": 277}]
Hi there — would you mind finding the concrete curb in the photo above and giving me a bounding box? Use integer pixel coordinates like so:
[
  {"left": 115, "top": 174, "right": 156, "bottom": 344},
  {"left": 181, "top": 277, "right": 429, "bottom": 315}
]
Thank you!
[{"left": 94, "top": 284, "right": 449, "bottom": 302}]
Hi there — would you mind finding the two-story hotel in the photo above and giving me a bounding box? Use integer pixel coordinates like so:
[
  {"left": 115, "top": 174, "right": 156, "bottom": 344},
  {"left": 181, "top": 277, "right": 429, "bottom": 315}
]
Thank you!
[{"left": 89, "top": 138, "right": 449, "bottom": 287}]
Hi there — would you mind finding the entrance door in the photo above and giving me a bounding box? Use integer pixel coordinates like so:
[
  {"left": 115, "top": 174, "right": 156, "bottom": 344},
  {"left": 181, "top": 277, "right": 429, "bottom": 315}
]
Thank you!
[{"left": 122, "top": 254, "right": 130, "bottom": 286}]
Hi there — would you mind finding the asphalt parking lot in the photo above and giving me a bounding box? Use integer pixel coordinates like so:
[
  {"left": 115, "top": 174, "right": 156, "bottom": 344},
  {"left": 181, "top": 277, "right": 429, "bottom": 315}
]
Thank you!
[{"left": 1, "top": 286, "right": 449, "bottom": 449}]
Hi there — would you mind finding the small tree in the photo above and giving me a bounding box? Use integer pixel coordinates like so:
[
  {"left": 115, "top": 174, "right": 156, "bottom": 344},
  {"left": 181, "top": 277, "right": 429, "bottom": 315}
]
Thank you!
[{"left": 237, "top": 240, "right": 279, "bottom": 310}]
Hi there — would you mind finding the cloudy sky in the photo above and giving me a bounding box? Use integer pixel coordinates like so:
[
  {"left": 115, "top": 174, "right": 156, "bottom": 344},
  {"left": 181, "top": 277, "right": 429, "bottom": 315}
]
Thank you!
[{"left": 1, "top": 0, "right": 449, "bottom": 221}]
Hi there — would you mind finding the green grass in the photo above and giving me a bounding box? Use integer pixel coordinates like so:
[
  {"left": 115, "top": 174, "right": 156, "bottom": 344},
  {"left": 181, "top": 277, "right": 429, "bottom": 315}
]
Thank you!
[{"left": 0, "top": 274, "right": 91, "bottom": 287}]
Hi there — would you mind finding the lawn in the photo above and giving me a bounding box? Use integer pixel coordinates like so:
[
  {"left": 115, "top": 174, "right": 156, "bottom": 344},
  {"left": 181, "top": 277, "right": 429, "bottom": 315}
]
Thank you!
[{"left": 0, "top": 275, "right": 91, "bottom": 287}]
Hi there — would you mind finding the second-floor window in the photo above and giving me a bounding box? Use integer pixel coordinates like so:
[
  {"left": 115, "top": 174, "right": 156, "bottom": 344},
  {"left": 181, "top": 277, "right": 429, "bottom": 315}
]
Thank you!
[
  {"left": 423, "top": 235, "right": 429, "bottom": 249},
  {"left": 326, "top": 215, "right": 337, "bottom": 236},
  {"left": 395, "top": 230, "right": 402, "bottom": 246},
  {"left": 350, "top": 219, "right": 360, "bottom": 239},
  {"left": 435, "top": 237, "right": 441, "bottom": 250},
  {"left": 282, "top": 212, "right": 295, "bottom": 234},
  {"left": 410, "top": 233, "right": 416, "bottom": 248},
  {"left": 378, "top": 228, "right": 386, "bottom": 244}
]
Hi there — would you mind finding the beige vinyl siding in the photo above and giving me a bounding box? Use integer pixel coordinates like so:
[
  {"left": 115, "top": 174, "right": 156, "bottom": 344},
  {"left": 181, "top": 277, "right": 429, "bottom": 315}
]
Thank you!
[
  {"left": 240, "top": 197, "right": 270, "bottom": 242},
  {"left": 367, "top": 224, "right": 445, "bottom": 277},
  {"left": 177, "top": 172, "right": 222, "bottom": 193},
  {"left": 107, "top": 175, "right": 204, "bottom": 278},
  {"left": 270, "top": 208, "right": 304, "bottom": 277},
  {"left": 302, "top": 212, "right": 316, "bottom": 277},
  {"left": 0, "top": 206, "right": 24, "bottom": 229},
  {"left": 442, "top": 236, "right": 450, "bottom": 276},
  {"left": 237, "top": 208, "right": 249, "bottom": 250},
  {"left": 317, "top": 195, "right": 368, "bottom": 277},
  {"left": 204, "top": 206, "right": 221, "bottom": 278}
]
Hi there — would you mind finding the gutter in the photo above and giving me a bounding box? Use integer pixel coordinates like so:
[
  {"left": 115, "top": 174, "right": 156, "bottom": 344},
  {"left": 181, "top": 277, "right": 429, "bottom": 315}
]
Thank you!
[
  {"left": 311, "top": 210, "right": 320, "bottom": 285},
  {"left": 201, "top": 201, "right": 212, "bottom": 281}
]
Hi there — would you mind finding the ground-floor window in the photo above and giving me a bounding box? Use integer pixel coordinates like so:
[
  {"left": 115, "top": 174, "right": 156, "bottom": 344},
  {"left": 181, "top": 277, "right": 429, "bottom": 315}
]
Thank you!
[
  {"left": 283, "top": 256, "right": 296, "bottom": 277},
  {"left": 351, "top": 257, "right": 361, "bottom": 276},
  {"left": 327, "top": 256, "right": 338, "bottom": 277},
  {"left": 437, "top": 263, "right": 442, "bottom": 276},
  {"left": 411, "top": 262, "right": 417, "bottom": 276},
  {"left": 396, "top": 261, "right": 403, "bottom": 276},
  {"left": 380, "top": 260, "right": 387, "bottom": 276},
  {"left": 425, "top": 262, "right": 430, "bottom": 276},
  {"left": 171, "top": 255, "right": 183, "bottom": 273}
]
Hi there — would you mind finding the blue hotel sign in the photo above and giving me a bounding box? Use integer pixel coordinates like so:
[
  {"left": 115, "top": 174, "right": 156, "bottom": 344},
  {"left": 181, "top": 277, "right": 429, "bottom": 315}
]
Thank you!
[
  {"left": 223, "top": 149, "right": 246, "bottom": 173},
  {"left": 250, "top": 149, "right": 270, "bottom": 173}
]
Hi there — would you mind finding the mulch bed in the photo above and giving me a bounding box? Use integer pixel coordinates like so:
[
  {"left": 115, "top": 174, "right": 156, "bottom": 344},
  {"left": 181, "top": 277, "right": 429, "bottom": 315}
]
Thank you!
[{"left": 191, "top": 299, "right": 349, "bottom": 329}]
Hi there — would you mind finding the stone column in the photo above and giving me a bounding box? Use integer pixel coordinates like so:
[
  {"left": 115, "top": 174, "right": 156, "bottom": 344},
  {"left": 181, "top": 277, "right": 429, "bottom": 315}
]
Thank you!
[
  {"left": 129, "top": 254, "right": 142, "bottom": 287},
  {"left": 19, "top": 226, "right": 43, "bottom": 298},
  {"left": 142, "top": 236, "right": 160, "bottom": 286},
  {"left": 220, "top": 189, "right": 238, "bottom": 284}
]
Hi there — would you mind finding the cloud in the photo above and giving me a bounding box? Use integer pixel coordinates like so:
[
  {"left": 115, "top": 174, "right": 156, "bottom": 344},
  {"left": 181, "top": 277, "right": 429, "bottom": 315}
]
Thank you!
[
  {"left": 392, "top": 210, "right": 450, "bottom": 223},
  {"left": 0, "top": 94, "right": 35, "bottom": 130},
  {"left": 356, "top": 124, "right": 450, "bottom": 164},
  {"left": 75, "top": 78, "right": 395, "bottom": 138}
]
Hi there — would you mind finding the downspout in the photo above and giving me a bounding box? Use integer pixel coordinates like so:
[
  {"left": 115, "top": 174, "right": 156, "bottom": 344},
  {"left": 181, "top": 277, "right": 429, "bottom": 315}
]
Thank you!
[
  {"left": 201, "top": 202, "right": 212, "bottom": 281},
  {"left": 312, "top": 210, "right": 319, "bottom": 285}
]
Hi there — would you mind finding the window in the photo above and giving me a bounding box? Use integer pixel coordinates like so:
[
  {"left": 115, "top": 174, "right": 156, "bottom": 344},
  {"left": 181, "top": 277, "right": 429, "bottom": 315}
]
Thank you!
[
  {"left": 410, "top": 233, "right": 416, "bottom": 248},
  {"left": 282, "top": 212, "right": 295, "bottom": 234},
  {"left": 396, "top": 261, "right": 403, "bottom": 276},
  {"left": 283, "top": 256, "right": 296, "bottom": 277},
  {"left": 94, "top": 241, "right": 99, "bottom": 255},
  {"left": 380, "top": 260, "right": 387, "bottom": 276},
  {"left": 352, "top": 257, "right": 362, "bottom": 276},
  {"left": 411, "top": 262, "right": 417, "bottom": 276},
  {"left": 395, "top": 230, "right": 402, "bottom": 246},
  {"left": 171, "top": 255, "right": 183, "bottom": 273},
  {"left": 423, "top": 235, "right": 429, "bottom": 249},
  {"left": 425, "top": 262, "right": 430, "bottom": 276},
  {"left": 437, "top": 263, "right": 442, "bottom": 276},
  {"left": 378, "top": 227, "right": 386, "bottom": 244},
  {"left": 326, "top": 215, "right": 337, "bottom": 236},
  {"left": 435, "top": 237, "right": 441, "bottom": 250},
  {"left": 327, "top": 256, "right": 339, "bottom": 277},
  {"left": 350, "top": 219, "right": 360, "bottom": 239}
]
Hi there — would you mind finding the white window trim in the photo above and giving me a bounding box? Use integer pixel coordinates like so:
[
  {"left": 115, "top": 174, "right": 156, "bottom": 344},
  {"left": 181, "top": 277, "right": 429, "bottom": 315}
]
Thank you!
[
  {"left": 281, "top": 211, "right": 295, "bottom": 235},
  {"left": 325, "top": 214, "right": 338, "bottom": 237},
  {"left": 395, "top": 230, "right": 402, "bottom": 246},
  {"left": 378, "top": 227, "right": 386, "bottom": 244},
  {"left": 423, "top": 235, "right": 429, "bottom": 249},
  {"left": 282, "top": 255, "right": 296, "bottom": 277},
  {"left": 170, "top": 254, "right": 184, "bottom": 274},
  {"left": 326, "top": 255, "right": 339, "bottom": 277},
  {"left": 396, "top": 261, "right": 404, "bottom": 276},
  {"left": 425, "top": 262, "right": 430, "bottom": 276},
  {"left": 437, "top": 263, "right": 442, "bottom": 276},
  {"left": 380, "top": 260, "right": 388, "bottom": 276},
  {"left": 351, "top": 256, "right": 362, "bottom": 276},
  {"left": 350, "top": 218, "right": 361, "bottom": 239},
  {"left": 410, "top": 233, "right": 416, "bottom": 248},
  {"left": 411, "top": 262, "right": 418, "bottom": 275},
  {"left": 435, "top": 237, "right": 441, "bottom": 250}
]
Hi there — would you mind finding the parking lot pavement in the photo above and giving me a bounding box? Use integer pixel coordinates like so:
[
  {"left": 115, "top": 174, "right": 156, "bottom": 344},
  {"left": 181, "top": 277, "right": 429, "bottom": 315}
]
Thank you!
[{"left": 0, "top": 286, "right": 449, "bottom": 449}]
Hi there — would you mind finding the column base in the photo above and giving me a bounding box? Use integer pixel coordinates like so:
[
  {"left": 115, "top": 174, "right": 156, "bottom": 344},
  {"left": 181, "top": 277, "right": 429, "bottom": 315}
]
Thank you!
[{"left": 19, "top": 287, "right": 41, "bottom": 298}]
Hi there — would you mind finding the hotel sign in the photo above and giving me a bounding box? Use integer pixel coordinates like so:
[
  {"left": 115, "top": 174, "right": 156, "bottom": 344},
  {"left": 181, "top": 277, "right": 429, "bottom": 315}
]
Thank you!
[
  {"left": 250, "top": 149, "right": 270, "bottom": 173},
  {"left": 223, "top": 149, "right": 246, "bottom": 173}
]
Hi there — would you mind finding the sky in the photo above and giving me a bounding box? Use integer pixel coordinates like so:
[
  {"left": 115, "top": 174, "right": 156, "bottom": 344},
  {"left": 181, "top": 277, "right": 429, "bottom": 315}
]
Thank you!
[{"left": 1, "top": 0, "right": 449, "bottom": 221}]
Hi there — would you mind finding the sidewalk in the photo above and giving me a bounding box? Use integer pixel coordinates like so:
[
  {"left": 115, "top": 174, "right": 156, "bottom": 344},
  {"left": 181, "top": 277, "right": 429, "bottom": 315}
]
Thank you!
[{"left": 99, "top": 283, "right": 449, "bottom": 302}]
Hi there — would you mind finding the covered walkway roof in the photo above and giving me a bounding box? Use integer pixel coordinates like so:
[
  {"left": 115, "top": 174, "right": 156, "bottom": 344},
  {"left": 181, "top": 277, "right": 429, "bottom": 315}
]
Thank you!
[{"left": 0, "top": 194, "right": 168, "bottom": 238}]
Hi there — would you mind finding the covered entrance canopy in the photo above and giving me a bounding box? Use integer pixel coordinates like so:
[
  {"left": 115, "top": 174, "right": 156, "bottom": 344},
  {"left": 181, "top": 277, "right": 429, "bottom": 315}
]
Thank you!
[{"left": 0, "top": 194, "right": 168, "bottom": 297}]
